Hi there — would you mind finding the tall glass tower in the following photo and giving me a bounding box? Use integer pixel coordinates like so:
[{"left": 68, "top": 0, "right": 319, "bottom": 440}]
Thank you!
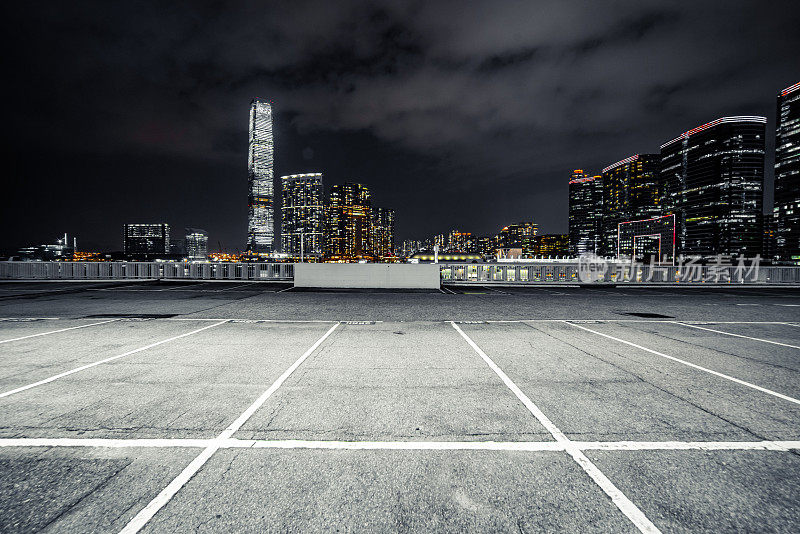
[
  {"left": 660, "top": 116, "right": 766, "bottom": 257},
  {"left": 247, "top": 99, "right": 275, "bottom": 253},
  {"left": 568, "top": 170, "right": 603, "bottom": 256},
  {"left": 281, "top": 173, "right": 324, "bottom": 259},
  {"left": 600, "top": 154, "right": 661, "bottom": 255},
  {"left": 774, "top": 82, "right": 800, "bottom": 263}
]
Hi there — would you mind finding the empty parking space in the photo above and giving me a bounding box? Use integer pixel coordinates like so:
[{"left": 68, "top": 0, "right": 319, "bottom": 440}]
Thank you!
[
  {"left": 141, "top": 448, "right": 635, "bottom": 533},
  {"left": 0, "top": 446, "right": 199, "bottom": 533},
  {"left": 456, "top": 321, "right": 800, "bottom": 441},
  {"left": 586, "top": 449, "right": 800, "bottom": 532},
  {"left": 0, "top": 317, "right": 114, "bottom": 344},
  {"left": 236, "top": 321, "right": 549, "bottom": 441},
  {"left": 0, "top": 319, "right": 218, "bottom": 393},
  {"left": 579, "top": 321, "right": 800, "bottom": 401},
  {"left": 0, "top": 322, "right": 336, "bottom": 439}
]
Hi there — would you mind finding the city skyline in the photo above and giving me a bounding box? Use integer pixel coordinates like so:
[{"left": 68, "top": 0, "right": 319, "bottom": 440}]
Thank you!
[{"left": 2, "top": 2, "right": 799, "bottom": 253}]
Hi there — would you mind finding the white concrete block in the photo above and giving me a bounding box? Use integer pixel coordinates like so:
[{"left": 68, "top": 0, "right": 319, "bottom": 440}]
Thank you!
[{"left": 294, "top": 263, "right": 440, "bottom": 289}]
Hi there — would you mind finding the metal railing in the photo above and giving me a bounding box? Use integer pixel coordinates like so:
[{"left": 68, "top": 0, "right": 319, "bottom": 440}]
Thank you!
[
  {"left": 0, "top": 262, "right": 293, "bottom": 281},
  {"left": 2, "top": 261, "right": 800, "bottom": 285},
  {"left": 439, "top": 262, "right": 800, "bottom": 285}
]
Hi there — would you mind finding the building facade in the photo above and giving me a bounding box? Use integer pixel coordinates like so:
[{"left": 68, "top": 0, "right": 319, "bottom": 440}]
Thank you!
[
  {"left": 533, "top": 234, "right": 569, "bottom": 256},
  {"left": 568, "top": 170, "right": 603, "bottom": 256},
  {"left": 281, "top": 173, "right": 324, "bottom": 259},
  {"left": 325, "top": 183, "right": 372, "bottom": 261},
  {"left": 661, "top": 116, "right": 766, "bottom": 257},
  {"left": 124, "top": 224, "right": 170, "bottom": 259},
  {"left": 616, "top": 214, "right": 676, "bottom": 262},
  {"left": 774, "top": 82, "right": 800, "bottom": 263},
  {"left": 600, "top": 154, "right": 661, "bottom": 256},
  {"left": 246, "top": 99, "right": 275, "bottom": 253},
  {"left": 371, "top": 207, "right": 396, "bottom": 258},
  {"left": 447, "top": 230, "right": 474, "bottom": 252},
  {"left": 184, "top": 228, "right": 208, "bottom": 261},
  {"left": 497, "top": 222, "right": 538, "bottom": 255}
]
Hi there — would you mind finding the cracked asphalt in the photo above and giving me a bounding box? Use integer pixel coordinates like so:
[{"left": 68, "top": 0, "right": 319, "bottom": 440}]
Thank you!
[{"left": 0, "top": 281, "right": 799, "bottom": 532}]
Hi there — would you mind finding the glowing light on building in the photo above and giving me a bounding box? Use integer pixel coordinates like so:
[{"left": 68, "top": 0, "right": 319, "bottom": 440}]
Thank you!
[
  {"left": 247, "top": 99, "right": 275, "bottom": 253},
  {"left": 281, "top": 173, "right": 324, "bottom": 259},
  {"left": 660, "top": 116, "right": 765, "bottom": 257},
  {"left": 774, "top": 81, "right": 800, "bottom": 263}
]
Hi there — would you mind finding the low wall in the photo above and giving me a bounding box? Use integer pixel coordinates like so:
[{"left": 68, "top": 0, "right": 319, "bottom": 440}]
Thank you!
[{"left": 294, "top": 263, "right": 440, "bottom": 289}]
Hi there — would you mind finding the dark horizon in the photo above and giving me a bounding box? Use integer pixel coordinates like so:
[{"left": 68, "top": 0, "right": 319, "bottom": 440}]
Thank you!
[{"left": 3, "top": 1, "right": 798, "bottom": 253}]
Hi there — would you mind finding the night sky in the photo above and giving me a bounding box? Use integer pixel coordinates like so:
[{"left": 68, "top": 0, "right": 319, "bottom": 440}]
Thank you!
[{"left": 3, "top": 1, "right": 798, "bottom": 253}]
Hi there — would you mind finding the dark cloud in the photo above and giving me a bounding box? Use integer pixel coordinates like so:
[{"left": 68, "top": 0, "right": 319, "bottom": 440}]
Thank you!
[{"left": 2, "top": 0, "right": 798, "bottom": 252}]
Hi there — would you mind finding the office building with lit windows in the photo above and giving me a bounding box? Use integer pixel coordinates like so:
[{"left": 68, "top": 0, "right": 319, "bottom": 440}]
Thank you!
[
  {"left": 123, "top": 224, "right": 170, "bottom": 259},
  {"left": 568, "top": 170, "right": 603, "bottom": 256},
  {"left": 281, "top": 173, "right": 324, "bottom": 259},
  {"left": 617, "top": 214, "right": 676, "bottom": 262},
  {"left": 497, "top": 222, "right": 539, "bottom": 255},
  {"left": 600, "top": 154, "right": 661, "bottom": 256},
  {"left": 447, "top": 230, "right": 475, "bottom": 252},
  {"left": 533, "top": 234, "right": 569, "bottom": 256},
  {"left": 184, "top": 228, "right": 208, "bottom": 260},
  {"left": 246, "top": 99, "right": 275, "bottom": 253},
  {"left": 325, "top": 183, "right": 372, "bottom": 261},
  {"left": 371, "top": 207, "right": 396, "bottom": 258},
  {"left": 660, "top": 116, "right": 766, "bottom": 257},
  {"left": 774, "top": 82, "right": 800, "bottom": 263}
]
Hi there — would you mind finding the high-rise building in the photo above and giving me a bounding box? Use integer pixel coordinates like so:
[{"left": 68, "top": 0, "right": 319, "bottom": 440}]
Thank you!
[
  {"left": 661, "top": 116, "right": 766, "bottom": 257},
  {"left": 246, "top": 99, "right": 275, "bottom": 253},
  {"left": 600, "top": 154, "right": 661, "bottom": 255},
  {"left": 185, "top": 228, "right": 208, "bottom": 261},
  {"left": 371, "top": 207, "right": 395, "bottom": 258},
  {"left": 447, "top": 230, "right": 474, "bottom": 252},
  {"left": 325, "top": 183, "right": 372, "bottom": 261},
  {"left": 533, "top": 234, "right": 569, "bottom": 256},
  {"left": 497, "top": 222, "right": 538, "bottom": 254},
  {"left": 281, "top": 173, "right": 324, "bottom": 259},
  {"left": 774, "top": 82, "right": 800, "bottom": 263},
  {"left": 568, "top": 170, "right": 603, "bottom": 256},
  {"left": 124, "top": 224, "right": 170, "bottom": 259}
]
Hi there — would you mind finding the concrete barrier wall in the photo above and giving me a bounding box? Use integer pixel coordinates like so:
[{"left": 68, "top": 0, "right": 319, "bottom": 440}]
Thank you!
[{"left": 294, "top": 263, "right": 440, "bottom": 289}]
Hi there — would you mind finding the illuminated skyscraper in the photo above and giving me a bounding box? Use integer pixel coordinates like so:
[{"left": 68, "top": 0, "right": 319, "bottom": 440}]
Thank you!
[
  {"left": 447, "top": 230, "right": 475, "bottom": 252},
  {"left": 281, "top": 173, "right": 324, "bottom": 259},
  {"left": 568, "top": 170, "right": 603, "bottom": 255},
  {"left": 774, "top": 82, "right": 800, "bottom": 263},
  {"left": 184, "top": 228, "right": 208, "bottom": 260},
  {"left": 325, "top": 183, "right": 372, "bottom": 261},
  {"left": 371, "top": 207, "right": 396, "bottom": 258},
  {"left": 497, "top": 222, "right": 538, "bottom": 254},
  {"left": 124, "top": 224, "right": 170, "bottom": 259},
  {"left": 246, "top": 99, "right": 275, "bottom": 253},
  {"left": 661, "top": 116, "right": 765, "bottom": 257},
  {"left": 600, "top": 154, "right": 661, "bottom": 255}
]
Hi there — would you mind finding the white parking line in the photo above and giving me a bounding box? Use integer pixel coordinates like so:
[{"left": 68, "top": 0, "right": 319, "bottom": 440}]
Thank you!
[
  {"left": 0, "top": 320, "right": 229, "bottom": 398},
  {"left": 451, "top": 322, "right": 660, "bottom": 534},
  {"left": 674, "top": 322, "right": 800, "bottom": 350},
  {"left": 564, "top": 321, "right": 800, "bottom": 406},
  {"left": 119, "top": 322, "right": 340, "bottom": 534},
  {"left": 2, "top": 437, "right": 798, "bottom": 452},
  {"left": 0, "top": 319, "right": 118, "bottom": 344}
]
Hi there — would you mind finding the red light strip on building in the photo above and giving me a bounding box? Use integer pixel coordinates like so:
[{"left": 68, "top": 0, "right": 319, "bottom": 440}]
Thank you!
[
  {"left": 568, "top": 176, "right": 600, "bottom": 184},
  {"left": 602, "top": 154, "right": 639, "bottom": 174},
  {"left": 659, "top": 116, "right": 767, "bottom": 149},
  {"left": 781, "top": 82, "right": 800, "bottom": 96}
]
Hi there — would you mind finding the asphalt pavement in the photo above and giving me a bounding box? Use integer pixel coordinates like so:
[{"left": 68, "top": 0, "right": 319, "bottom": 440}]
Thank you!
[{"left": 1, "top": 281, "right": 799, "bottom": 532}]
